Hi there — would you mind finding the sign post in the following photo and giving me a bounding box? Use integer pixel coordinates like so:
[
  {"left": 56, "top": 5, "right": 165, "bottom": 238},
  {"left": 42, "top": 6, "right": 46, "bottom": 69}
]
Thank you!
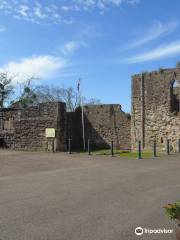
[{"left": 45, "top": 128, "right": 56, "bottom": 152}]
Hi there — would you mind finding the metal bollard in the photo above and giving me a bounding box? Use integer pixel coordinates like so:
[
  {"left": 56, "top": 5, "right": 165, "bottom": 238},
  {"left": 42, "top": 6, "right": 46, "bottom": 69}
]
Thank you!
[
  {"left": 153, "top": 141, "right": 157, "bottom": 158},
  {"left": 88, "top": 139, "right": 91, "bottom": 155},
  {"left": 52, "top": 140, "right": 55, "bottom": 153},
  {"left": 138, "top": 141, "right": 142, "bottom": 159},
  {"left": 68, "top": 138, "right": 71, "bottom": 154},
  {"left": 166, "top": 139, "right": 170, "bottom": 155},
  {"left": 111, "top": 141, "right": 114, "bottom": 157},
  {"left": 178, "top": 139, "right": 180, "bottom": 154}
]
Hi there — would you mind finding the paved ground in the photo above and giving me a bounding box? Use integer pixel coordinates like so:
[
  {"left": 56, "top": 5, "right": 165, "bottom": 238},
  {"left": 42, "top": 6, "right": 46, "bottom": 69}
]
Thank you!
[{"left": 0, "top": 150, "right": 180, "bottom": 240}]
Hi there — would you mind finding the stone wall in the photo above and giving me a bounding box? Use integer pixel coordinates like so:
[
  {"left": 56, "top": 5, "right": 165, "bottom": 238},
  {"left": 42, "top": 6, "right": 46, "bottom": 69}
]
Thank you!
[
  {"left": 0, "top": 102, "right": 131, "bottom": 152},
  {"left": 0, "top": 102, "right": 66, "bottom": 151},
  {"left": 131, "top": 67, "right": 180, "bottom": 152},
  {"left": 67, "top": 104, "right": 131, "bottom": 150}
]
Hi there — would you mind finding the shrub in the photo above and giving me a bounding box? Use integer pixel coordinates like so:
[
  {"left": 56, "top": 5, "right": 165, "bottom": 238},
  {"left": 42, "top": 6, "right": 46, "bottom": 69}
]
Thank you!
[{"left": 164, "top": 201, "right": 180, "bottom": 220}]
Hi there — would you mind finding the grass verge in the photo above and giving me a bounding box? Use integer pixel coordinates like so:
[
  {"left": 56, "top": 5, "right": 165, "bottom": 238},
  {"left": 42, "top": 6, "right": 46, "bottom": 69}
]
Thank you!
[{"left": 80, "top": 149, "right": 159, "bottom": 158}]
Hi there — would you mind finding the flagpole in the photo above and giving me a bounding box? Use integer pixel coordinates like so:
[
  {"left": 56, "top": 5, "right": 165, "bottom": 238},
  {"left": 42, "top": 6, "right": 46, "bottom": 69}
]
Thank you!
[{"left": 77, "top": 78, "right": 86, "bottom": 151}]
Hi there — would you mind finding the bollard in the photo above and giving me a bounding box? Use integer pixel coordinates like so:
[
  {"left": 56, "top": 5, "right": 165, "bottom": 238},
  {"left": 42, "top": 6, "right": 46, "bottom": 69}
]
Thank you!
[
  {"left": 166, "top": 139, "right": 170, "bottom": 155},
  {"left": 88, "top": 139, "right": 91, "bottom": 155},
  {"left": 68, "top": 138, "right": 71, "bottom": 154},
  {"left": 52, "top": 140, "right": 55, "bottom": 153},
  {"left": 153, "top": 141, "right": 157, "bottom": 158},
  {"left": 111, "top": 141, "right": 114, "bottom": 157},
  {"left": 138, "top": 141, "right": 142, "bottom": 159},
  {"left": 178, "top": 139, "right": 180, "bottom": 154}
]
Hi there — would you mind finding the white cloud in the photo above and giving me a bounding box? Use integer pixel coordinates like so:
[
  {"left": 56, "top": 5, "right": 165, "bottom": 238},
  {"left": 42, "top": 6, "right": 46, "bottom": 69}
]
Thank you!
[
  {"left": 33, "top": 2, "right": 47, "bottom": 19},
  {"left": 127, "top": 0, "right": 140, "bottom": 4},
  {"left": 125, "top": 41, "right": 180, "bottom": 64},
  {"left": 0, "top": 55, "right": 68, "bottom": 83},
  {"left": 74, "top": 0, "right": 138, "bottom": 9},
  {"left": 61, "top": 5, "right": 73, "bottom": 12},
  {"left": 0, "top": 25, "right": 6, "bottom": 32},
  {"left": 0, "top": 0, "right": 140, "bottom": 25},
  {"left": 17, "top": 5, "right": 30, "bottom": 17},
  {"left": 128, "top": 20, "right": 179, "bottom": 49},
  {"left": 60, "top": 41, "right": 87, "bottom": 55},
  {"left": 0, "top": 1, "right": 68, "bottom": 25}
]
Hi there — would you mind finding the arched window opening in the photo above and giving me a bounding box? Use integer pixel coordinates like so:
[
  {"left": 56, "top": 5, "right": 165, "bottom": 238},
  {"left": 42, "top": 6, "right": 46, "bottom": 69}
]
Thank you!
[{"left": 170, "top": 80, "right": 179, "bottom": 112}]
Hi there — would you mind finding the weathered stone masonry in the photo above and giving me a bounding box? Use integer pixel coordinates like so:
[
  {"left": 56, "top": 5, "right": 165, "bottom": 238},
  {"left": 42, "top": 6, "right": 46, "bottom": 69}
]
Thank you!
[
  {"left": 0, "top": 103, "right": 131, "bottom": 151},
  {"left": 83, "top": 105, "right": 131, "bottom": 150},
  {"left": 131, "top": 67, "right": 180, "bottom": 152},
  {"left": 0, "top": 102, "right": 67, "bottom": 151},
  {"left": 67, "top": 104, "right": 131, "bottom": 150}
]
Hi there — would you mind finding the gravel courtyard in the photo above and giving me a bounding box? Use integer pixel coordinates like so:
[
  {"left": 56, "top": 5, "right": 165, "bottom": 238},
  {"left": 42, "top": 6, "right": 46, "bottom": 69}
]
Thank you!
[{"left": 0, "top": 150, "right": 180, "bottom": 240}]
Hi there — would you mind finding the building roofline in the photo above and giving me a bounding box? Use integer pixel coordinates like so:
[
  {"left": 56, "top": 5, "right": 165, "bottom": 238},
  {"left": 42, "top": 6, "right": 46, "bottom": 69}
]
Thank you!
[{"left": 132, "top": 67, "right": 180, "bottom": 78}]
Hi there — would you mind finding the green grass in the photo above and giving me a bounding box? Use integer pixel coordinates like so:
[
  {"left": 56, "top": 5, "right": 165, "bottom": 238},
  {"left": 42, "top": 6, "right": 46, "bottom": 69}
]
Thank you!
[{"left": 80, "top": 149, "right": 159, "bottom": 158}]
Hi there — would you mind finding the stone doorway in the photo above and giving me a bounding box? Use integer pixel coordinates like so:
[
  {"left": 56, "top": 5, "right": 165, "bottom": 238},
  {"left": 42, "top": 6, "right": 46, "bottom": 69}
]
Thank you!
[{"left": 0, "top": 138, "right": 5, "bottom": 148}]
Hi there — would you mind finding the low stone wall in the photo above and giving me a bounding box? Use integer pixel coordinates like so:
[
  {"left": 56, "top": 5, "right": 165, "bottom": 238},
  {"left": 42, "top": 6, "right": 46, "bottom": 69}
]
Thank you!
[
  {"left": 83, "top": 105, "right": 131, "bottom": 150},
  {"left": 67, "top": 105, "right": 131, "bottom": 150},
  {"left": 0, "top": 102, "right": 66, "bottom": 151},
  {"left": 0, "top": 102, "right": 131, "bottom": 152}
]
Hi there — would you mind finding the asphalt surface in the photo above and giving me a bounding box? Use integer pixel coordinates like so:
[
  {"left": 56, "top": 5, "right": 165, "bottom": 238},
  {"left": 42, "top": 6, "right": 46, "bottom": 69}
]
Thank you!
[{"left": 0, "top": 150, "right": 180, "bottom": 240}]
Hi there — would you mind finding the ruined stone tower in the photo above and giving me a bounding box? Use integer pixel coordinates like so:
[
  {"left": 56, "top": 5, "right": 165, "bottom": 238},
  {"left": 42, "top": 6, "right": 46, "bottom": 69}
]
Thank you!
[{"left": 131, "top": 67, "right": 180, "bottom": 152}]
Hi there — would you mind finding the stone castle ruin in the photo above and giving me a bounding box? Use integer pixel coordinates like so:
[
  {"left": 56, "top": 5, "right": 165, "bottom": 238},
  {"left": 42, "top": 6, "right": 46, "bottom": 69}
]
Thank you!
[
  {"left": 131, "top": 67, "right": 180, "bottom": 152},
  {"left": 0, "top": 102, "right": 67, "bottom": 151},
  {"left": 1, "top": 66, "right": 180, "bottom": 153},
  {"left": 0, "top": 102, "right": 131, "bottom": 151}
]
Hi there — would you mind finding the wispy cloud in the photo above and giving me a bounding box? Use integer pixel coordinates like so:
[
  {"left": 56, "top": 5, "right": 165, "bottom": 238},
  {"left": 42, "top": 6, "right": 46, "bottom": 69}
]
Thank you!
[
  {"left": 73, "top": 0, "right": 140, "bottom": 10},
  {"left": 0, "top": 0, "right": 140, "bottom": 25},
  {"left": 127, "top": 20, "right": 179, "bottom": 49},
  {"left": 59, "top": 41, "right": 87, "bottom": 55},
  {"left": 127, "top": 0, "right": 140, "bottom": 4},
  {"left": 17, "top": 5, "right": 30, "bottom": 17},
  {"left": 125, "top": 41, "right": 180, "bottom": 63},
  {"left": 0, "top": 55, "right": 68, "bottom": 83},
  {"left": 0, "top": 1, "right": 71, "bottom": 25},
  {"left": 0, "top": 25, "right": 6, "bottom": 32}
]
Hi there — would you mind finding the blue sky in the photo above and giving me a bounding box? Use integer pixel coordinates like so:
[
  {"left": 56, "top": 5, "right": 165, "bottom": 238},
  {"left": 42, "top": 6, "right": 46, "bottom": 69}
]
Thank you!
[{"left": 0, "top": 0, "right": 180, "bottom": 112}]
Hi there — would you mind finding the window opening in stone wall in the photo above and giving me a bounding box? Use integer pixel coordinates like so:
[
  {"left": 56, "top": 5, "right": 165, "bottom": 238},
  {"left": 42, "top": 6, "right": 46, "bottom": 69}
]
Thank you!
[{"left": 169, "top": 80, "right": 179, "bottom": 112}]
